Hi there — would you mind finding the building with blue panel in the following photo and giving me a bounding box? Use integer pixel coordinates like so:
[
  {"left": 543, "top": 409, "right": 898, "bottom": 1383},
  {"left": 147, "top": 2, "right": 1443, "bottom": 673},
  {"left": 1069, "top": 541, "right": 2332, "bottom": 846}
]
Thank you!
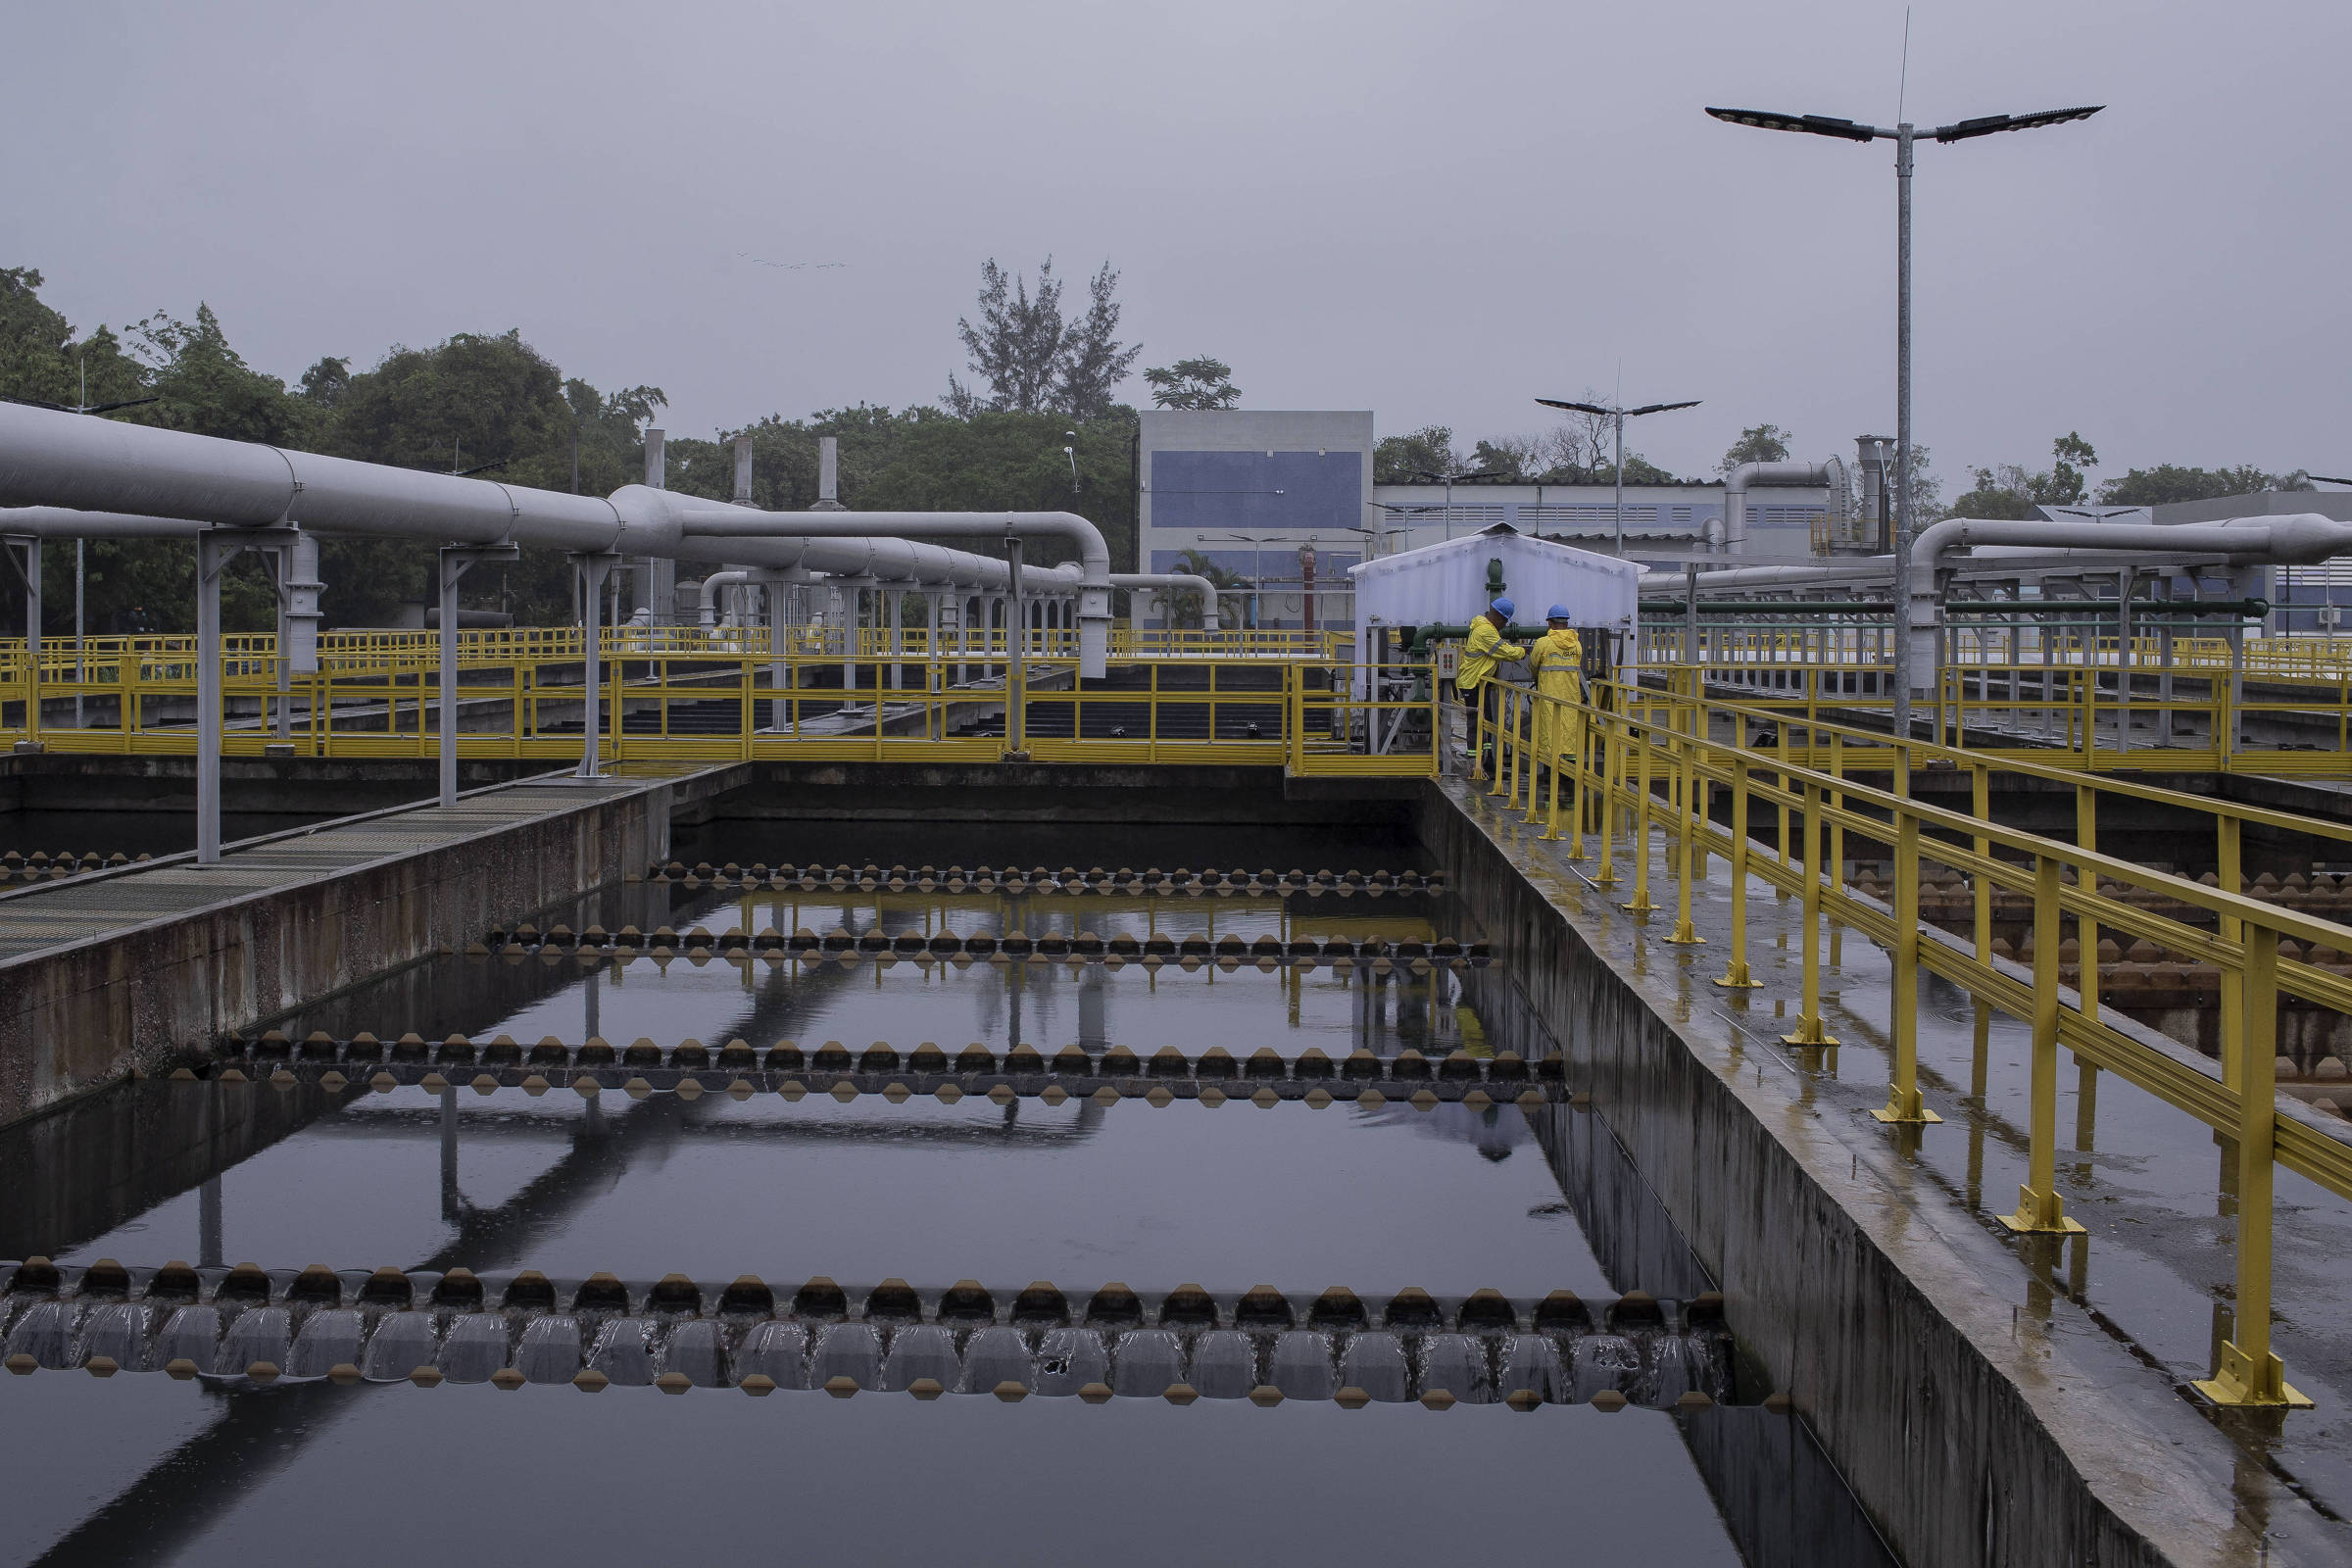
[{"left": 1138, "top": 410, "right": 1375, "bottom": 630}]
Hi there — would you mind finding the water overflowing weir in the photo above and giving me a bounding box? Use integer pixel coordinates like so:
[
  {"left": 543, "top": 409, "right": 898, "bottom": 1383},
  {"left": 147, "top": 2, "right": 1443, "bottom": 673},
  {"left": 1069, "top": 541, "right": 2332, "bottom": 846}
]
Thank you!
[{"left": 0, "top": 1261, "right": 1731, "bottom": 1407}]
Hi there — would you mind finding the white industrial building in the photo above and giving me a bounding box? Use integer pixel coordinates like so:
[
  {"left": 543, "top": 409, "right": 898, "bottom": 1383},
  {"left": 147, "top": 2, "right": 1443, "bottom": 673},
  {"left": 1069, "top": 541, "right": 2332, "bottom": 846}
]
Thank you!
[{"left": 1136, "top": 409, "right": 1872, "bottom": 629}]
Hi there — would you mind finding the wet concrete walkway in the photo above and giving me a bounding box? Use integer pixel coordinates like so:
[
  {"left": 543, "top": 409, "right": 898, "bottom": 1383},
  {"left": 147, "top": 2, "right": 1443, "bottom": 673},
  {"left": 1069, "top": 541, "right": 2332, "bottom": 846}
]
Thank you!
[
  {"left": 0, "top": 764, "right": 720, "bottom": 963},
  {"left": 1446, "top": 774, "right": 2352, "bottom": 1560}
]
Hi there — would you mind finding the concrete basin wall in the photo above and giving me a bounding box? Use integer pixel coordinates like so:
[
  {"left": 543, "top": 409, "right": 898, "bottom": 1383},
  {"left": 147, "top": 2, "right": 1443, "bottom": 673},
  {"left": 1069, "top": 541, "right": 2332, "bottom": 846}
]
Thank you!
[
  {"left": 1418, "top": 779, "right": 2219, "bottom": 1568},
  {"left": 0, "top": 765, "right": 745, "bottom": 1126}
]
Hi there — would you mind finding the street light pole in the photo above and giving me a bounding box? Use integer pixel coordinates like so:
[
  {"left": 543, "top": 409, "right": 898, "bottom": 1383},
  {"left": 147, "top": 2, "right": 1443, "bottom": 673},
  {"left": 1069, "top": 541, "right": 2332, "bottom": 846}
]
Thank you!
[
  {"left": 1895, "top": 120, "right": 1915, "bottom": 739},
  {"left": 1613, "top": 411, "right": 1627, "bottom": 554},
  {"left": 1705, "top": 100, "right": 2100, "bottom": 746}
]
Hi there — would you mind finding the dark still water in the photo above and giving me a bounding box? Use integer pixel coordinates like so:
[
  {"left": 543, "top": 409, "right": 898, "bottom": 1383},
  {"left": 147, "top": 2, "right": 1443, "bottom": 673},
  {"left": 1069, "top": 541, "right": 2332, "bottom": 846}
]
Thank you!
[{"left": 0, "top": 822, "right": 1893, "bottom": 1567}]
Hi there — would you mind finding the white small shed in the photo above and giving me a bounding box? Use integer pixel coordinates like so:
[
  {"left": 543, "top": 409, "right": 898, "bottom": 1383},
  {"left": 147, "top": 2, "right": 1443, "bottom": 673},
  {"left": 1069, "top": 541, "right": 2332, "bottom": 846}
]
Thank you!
[{"left": 1348, "top": 524, "right": 1638, "bottom": 689}]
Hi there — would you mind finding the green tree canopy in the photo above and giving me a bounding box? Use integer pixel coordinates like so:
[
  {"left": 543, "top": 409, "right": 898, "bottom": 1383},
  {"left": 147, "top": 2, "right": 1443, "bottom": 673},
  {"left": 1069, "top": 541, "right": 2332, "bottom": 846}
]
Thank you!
[
  {"left": 2098, "top": 463, "right": 2309, "bottom": 506},
  {"left": 1949, "top": 432, "right": 2101, "bottom": 520},
  {"left": 1719, "top": 423, "right": 1792, "bottom": 473},
  {"left": 946, "top": 258, "right": 1139, "bottom": 419},
  {"left": 1373, "top": 425, "right": 1459, "bottom": 484},
  {"left": 1143, "top": 356, "right": 1240, "bottom": 411}
]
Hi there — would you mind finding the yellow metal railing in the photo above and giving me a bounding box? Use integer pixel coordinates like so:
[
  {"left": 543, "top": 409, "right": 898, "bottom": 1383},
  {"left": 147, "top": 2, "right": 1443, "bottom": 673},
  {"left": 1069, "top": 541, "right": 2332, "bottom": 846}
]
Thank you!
[
  {"left": 1477, "top": 671, "right": 2352, "bottom": 1407},
  {"left": 1627, "top": 638, "right": 2352, "bottom": 777},
  {"left": 0, "top": 639, "right": 1416, "bottom": 769}
]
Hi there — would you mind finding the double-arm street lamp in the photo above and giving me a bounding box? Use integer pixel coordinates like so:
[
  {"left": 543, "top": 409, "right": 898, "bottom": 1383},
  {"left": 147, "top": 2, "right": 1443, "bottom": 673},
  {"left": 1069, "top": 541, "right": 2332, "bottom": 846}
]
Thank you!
[
  {"left": 1534, "top": 397, "right": 1701, "bottom": 555},
  {"left": 1705, "top": 100, "right": 2101, "bottom": 741}
]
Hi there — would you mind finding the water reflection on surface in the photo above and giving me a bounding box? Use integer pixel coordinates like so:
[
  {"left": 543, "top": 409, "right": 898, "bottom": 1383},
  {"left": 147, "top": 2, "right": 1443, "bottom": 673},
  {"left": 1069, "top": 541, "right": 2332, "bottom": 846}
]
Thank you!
[
  {"left": 0, "top": 824, "right": 1901, "bottom": 1567},
  {"left": 41, "top": 1087, "right": 1611, "bottom": 1296}
]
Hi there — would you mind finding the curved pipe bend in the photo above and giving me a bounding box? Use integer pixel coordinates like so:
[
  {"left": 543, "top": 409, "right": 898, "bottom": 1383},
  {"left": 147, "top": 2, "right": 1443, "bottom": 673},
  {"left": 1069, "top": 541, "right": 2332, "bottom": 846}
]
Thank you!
[{"left": 1109, "top": 572, "right": 1221, "bottom": 631}]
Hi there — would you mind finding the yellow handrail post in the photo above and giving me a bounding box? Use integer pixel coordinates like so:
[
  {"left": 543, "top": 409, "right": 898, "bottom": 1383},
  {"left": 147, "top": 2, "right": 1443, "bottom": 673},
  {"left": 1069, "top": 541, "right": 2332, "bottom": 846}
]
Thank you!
[
  {"left": 2077, "top": 785, "right": 2100, "bottom": 1023},
  {"left": 1715, "top": 757, "right": 1760, "bottom": 989},
  {"left": 1493, "top": 687, "right": 1514, "bottom": 799},
  {"left": 2218, "top": 813, "right": 2244, "bottom": 1091},
  {"left": 1624, "top": 714, "right": 1655, "bottom": 916},
  {"left": 1665, "top": 709, "right": 1704, "bottom": 946},
  {"left": 1873, "top": 810, "right": 1941, "bottom": 1124},
  {"left": 1776, "top": 710, "right": 1793, "bottom": 870},
  {"left": 1972, "top": 764, "right": 1992, "bottom": 961},
  {"left": 1593, "top": 704, "right": 1619, "bottom": 886},
  {"left": 2193, "top": 922, "right": 2313, "bottom": 1406},
  {"left": 1471, "top": 682, "right": 1489, "bottom": 784},
  {"left": 2001, "top": 855, "right": 2087, "bottom": 1235},
  {"left": 1827, "top": 731, "right": 1845, "bottom": 968},
  {"left": 1782, "top": 780, "right": 1837, "bottom": 1046},
  {"left": 1536, "top": 693, "right": 1562, "bottom": 836}
]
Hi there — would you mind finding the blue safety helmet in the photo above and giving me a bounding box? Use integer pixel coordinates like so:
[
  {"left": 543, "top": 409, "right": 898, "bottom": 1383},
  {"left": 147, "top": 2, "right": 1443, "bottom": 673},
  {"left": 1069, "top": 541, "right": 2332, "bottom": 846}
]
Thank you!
[
  {"left": 1545, "top": 604, "right": 1573, "bottom": 621},
  {"left": 1490, "top": 597, "right": 1514, "bottom": 617}
]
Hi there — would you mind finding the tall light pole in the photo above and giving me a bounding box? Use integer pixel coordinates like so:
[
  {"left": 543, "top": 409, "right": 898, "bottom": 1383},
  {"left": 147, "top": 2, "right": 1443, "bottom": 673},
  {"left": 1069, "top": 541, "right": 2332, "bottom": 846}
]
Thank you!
[
  {"left": 1535, "top": 398, "right": 1700, "bottom": 555},
  {"left": 1705, "top": 101, "right": 2101, "bottom": 742}
]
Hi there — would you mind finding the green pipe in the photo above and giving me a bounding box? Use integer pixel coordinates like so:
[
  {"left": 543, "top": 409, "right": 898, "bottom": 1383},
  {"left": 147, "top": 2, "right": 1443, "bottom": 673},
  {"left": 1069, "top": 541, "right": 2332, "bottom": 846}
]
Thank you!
[{"left": 1406, "top": 622, "right": 1551, "bottom": 651}]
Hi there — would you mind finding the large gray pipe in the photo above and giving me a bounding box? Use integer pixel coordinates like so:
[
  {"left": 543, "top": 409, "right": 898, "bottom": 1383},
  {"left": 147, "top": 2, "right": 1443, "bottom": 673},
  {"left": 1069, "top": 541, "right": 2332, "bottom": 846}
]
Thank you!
[
  {"left": 0, "top": 400, "right": 1044, "bottom": 599},
  {"left": 1901, "top": 514, "right": 2352, "bottom": 692},
  {"left": 676, "top": 508, "right": 1113, "bottom": 676},
  {"left": 1720, "top": 460, "right": 1847, "bottom": 555}
]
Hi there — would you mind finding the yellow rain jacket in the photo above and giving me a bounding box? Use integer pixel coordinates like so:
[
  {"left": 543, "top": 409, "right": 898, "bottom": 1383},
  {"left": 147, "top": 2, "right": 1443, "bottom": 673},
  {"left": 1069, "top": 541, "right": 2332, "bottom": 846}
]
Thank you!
[
  {"left": 1455, "top": 616, "right": 1526, "bottom": 693},
  {"left": 1529, "top": 627, "right": 1586, "bottom": 761}
]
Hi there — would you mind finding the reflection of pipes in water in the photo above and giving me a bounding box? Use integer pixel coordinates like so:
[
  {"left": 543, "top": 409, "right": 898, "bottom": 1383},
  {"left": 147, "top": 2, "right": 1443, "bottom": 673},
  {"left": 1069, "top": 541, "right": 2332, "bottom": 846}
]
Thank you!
[
  {"left": 198, "top": 1175, "right": 221, "bottom": 1270},
  {"left": 583, "top": 966, "right": 600, "bottom": 1042},
  {"left": 440, "top": 1084, "right": 460, "bottom": 1223}
]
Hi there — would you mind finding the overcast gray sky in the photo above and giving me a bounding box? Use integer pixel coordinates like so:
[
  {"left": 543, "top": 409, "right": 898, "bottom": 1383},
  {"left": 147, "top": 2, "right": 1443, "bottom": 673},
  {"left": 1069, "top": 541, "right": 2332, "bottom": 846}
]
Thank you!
[{"left": 5, "top": 0, "right": 2344, "bottom": 487}]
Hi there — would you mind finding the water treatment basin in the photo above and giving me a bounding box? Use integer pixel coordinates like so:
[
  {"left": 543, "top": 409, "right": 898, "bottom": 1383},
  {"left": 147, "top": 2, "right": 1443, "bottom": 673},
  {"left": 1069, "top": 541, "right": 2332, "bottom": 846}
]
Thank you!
[{"left": 0, "top": 821, "right": 1894, "bottom": 1565}]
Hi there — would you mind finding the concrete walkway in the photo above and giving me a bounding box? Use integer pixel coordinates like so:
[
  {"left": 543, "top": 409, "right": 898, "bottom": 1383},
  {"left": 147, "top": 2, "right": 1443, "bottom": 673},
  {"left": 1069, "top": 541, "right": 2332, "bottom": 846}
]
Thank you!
[{"left": 0, "top": 766, "right": 712, "bottom": 962}]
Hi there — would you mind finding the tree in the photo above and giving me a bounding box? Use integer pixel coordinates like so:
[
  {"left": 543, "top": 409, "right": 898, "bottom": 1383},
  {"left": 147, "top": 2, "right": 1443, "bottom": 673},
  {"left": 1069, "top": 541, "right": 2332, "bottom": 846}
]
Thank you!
[
  {"left": 2099, "top": 463, "right": 2310, "bottom": 506},
  {"left": 946, "top": 258, "right": 1140, "bottom": 419},
  {"left": 1469, "top": 435, "right": 1544, "bottom": 481},
  {"left": 1055, "top": 263, "right": 1142, "bottom": 419},
  {"left": 1719, "top": 423, "right": 1792, "bottom": 474},
  {"left": 1373, "top": 425, "right": 1458, "bottom": 484},
  {"left": 1537, "top": 394, "right": 1615, "bottom": 479},
  {"left": 1949, "top": 433, "right": 2100, "bottom": 520},
  {"left": 1143, "top": 356, "right": 1240, "bottom": 411},
  {"left": 947, "top": 258, "right": 1064, "bottom": 416},
  {"left": 298, "top": 356, "right": 351, "bottom": 410},
  {"left": 1899, "top": 444, "right": 1944, "bottom": 519},
  {"left": 128, "top": 304, "right": 314, "bottom": 446},
  {"left": 0, "top": 268, "right": 148, "bottom": 413},
  {"left": 1166, "top": 547, "right": 1245, "bottom": 627}
]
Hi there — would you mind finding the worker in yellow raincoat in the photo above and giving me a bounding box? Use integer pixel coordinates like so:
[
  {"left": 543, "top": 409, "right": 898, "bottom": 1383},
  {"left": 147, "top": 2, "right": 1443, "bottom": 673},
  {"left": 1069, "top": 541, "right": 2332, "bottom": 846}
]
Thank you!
[
  {"left": 1528, "top": 604, "right": 1586, "bottom": 773},
  {"left": 1456, "top": 598, "right": 1524, "bottom": 779}
]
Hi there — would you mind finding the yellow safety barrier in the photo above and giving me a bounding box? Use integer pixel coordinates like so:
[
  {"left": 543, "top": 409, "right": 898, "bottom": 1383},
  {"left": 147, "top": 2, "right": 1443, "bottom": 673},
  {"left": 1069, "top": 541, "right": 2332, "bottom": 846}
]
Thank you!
[
  {"left": 1486, "top": 671, "right": 2352, "bottom": 1408},
  {"left": 0, "top": 635, "right": 1416, "bottom": 771}
]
